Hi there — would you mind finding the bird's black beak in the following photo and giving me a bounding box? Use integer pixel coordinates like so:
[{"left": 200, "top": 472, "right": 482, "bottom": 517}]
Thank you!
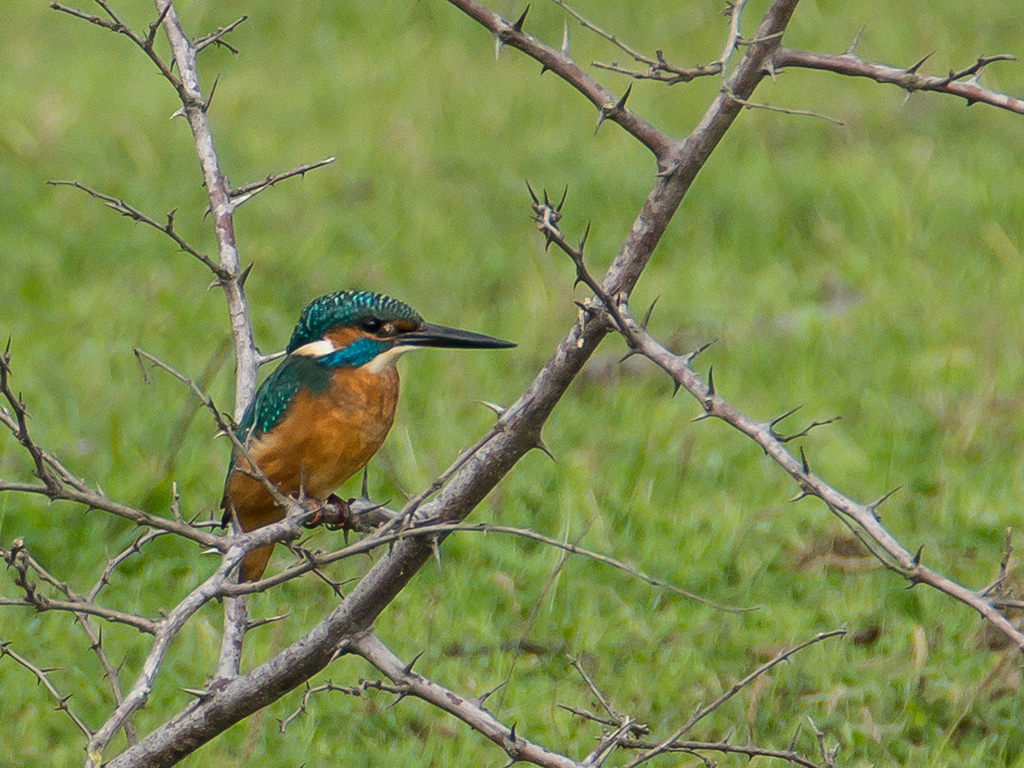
[{"left": 399, "top": 323, "right": 515, "bottom": 350}]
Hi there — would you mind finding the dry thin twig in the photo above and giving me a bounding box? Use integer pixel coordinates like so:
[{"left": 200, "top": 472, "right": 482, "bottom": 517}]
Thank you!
[{"left": 620, "top": 629, "right": 846, "bottom": 768}]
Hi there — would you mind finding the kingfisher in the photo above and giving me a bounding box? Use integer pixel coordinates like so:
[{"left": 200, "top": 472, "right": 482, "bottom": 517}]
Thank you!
[{"left": 222, "top": 289, "right": 514, "bottom": 581}]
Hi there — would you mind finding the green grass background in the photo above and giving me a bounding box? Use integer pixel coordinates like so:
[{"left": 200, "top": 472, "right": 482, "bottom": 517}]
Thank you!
[{"left": 3, "top": 0, "right": 1024, "bottom": 765}]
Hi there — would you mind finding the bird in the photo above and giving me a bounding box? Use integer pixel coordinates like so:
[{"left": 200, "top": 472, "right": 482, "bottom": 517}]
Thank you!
[{"left": 221, "top": 289, "right": 514, "bottom": 581}]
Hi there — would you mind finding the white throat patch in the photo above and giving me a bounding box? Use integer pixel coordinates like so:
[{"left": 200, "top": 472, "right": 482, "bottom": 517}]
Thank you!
[
  {"left": 290, "top": 339, "right": 338, "bottom": 358},
  {"left": 364, "top": 344, "right": 414, "bottom": 373}
]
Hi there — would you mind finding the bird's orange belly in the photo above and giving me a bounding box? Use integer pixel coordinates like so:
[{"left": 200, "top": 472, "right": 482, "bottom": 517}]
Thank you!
[{"left": 226, "top": 366, "right": 399, "bottom": 532}]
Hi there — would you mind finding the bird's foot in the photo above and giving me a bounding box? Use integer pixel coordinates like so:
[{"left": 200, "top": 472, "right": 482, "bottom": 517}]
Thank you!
[{"left": 301, "top": 494, "right": 352, "bottom": 531}]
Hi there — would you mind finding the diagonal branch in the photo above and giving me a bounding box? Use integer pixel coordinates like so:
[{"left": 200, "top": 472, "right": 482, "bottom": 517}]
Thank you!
[
  {"left": 444, "top": 0, "right": 674, "bottom": 161},
  {"left": 619, "top": 629, "right": 846, "bottom": 768},
  {"left": 773, "top": 48, "right": 1024, "bottom": 114},
  {"left": 0, "top": 641, "right": 93, "bottom": 738},
  {"left": 616, "top": 304, "right": 1024, "bottom": 652},
  {"left": 226, "top": 157, "right": 337, "bottom": 208},
  {"left": 47, "top": 181, "right": 230, "bottom": 279},
  {"left": 103, "top": 2, "right": 803, "bottom": 765},
  {"left": 351, "top": 632, "right": 583, "bottom": 768}
]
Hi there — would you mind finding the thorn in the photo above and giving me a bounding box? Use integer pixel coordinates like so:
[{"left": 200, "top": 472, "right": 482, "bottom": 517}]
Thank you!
[
  {"left": 672, "top": 380, "right": 681, "bottom": 397},
  {"left": 329, "top": 639, "right": 351, "bottom": 663},
  {"left": 655, "top": 159, "right": 679, "bottom": 179},
  {"left": 868, "top": 485, "right": 902, "bottom": 517},
  {"left": 474, "top": 679, "right": 509, "bottom": 707},
  {"left": 402, "top": 651, "right": 425, "bottom": 677},
  {"left": 556, "top": 185, "right": 568, "bottom": 212},
  {"left": 906, "top": 51, "right": 934, "bottom": 74},
  {"left": 430, "top": 535, "right": 443, "bottom": 569},
  {"left": 800, "top": 446, "right": 810, "bottom": 475},
  {"left": 494, "top": 33, "right": 503, "bottom": 61},
  {"left": 361, "top": 466, "right": 369, "bottom": 500},
  {"left": 769, "top": 406, "right": 803, "bottom": 430},
  {"left": 788, "top": 721, "right": 802, "bottom": 752},
  {"left": 560, "top": 20, "right": 570, "bottom": 56},
  {"left": 237, "top": 262, "right": 254, "bottom": 289},
  {"left": 595, "top": 85, "right": 632, "bottom": 135},
  {"left": 181, "top": 687, "right": 212, "bottom": 700},
  {"left": 509, "top": 721, "right": 518, "bottom": 742},
  {"left": 845, "top": 25, "right": 865, "bottom": 56},
  {"left": 478, "top": 400, "right": 507, "bottom": 417},
  {"left": 512, "top": 5, "right": 529, "bottom": 33},
  {"left": 203, "top": 73, "right": 220, "bottom": 111},
  {"left": 169, "top": 106, "right": 186, "bottom": 120},
  {"left": 640, "top": 296, "right": 659, "bottom": 330},
  {"left": 685, "top": 340, "right": 716, "bottom": 364},
  {"left": 912, "top": 545, "right": 924, "bottom": 566},
  {"left": 525, "top": 180, "right": 539, "bottom": 205},
  {"left": 618, "top": 349, "right": 638, "bottom": 364},
  {"left": 578, "top": 222, "right": 591, "bottom": 253},
  {"left": 789, "top": 490, "right": 808, "bottom": 503},
  {"left": 706, "top": 366, "right": 715, "bottom": 399},
  {"left": 614, "top": 83, "right": 633, "bottom": 112},
  {"left": 532, "top": 438, "right": 556, "bottom": 462},
  {"left": 390, "top": 691, "right": 409, "bottom": 707}
]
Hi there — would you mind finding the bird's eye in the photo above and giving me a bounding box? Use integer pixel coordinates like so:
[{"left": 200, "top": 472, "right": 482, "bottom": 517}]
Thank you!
[{"left": 361, "top": 317, "right": 382, "bottom": 333}]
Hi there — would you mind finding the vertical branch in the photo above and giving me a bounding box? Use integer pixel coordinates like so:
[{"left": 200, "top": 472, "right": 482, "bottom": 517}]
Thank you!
[
  {"left": 154, "top": 0, "right": 257, "bottom": 415},
  {"left": 152, "top": 0, "right": 254, "bottom": 684}
]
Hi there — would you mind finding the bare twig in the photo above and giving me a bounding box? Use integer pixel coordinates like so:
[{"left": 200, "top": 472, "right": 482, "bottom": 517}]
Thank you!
[
  {"left": 773, "top": 47, "right": 1024, "bottom": 115},
  {"left": 2, "top": 349, "right": 223, "bottom": 548},
  {"left": 352, "top": 632, "right": 583, "bottom": 768},
  {"left": 2, "top": 539, "right": 157, "bottom": 634},
  {"left": 0, "top": 641, "right": 92, "bottom": 738},
  {"left": 192, "top": 14, "right": 248, "bottom": 53},
  {"left": 46, "top": 181, "right": 230, "bottom": 278},
  {"left": 620, "top": 629, "right": 846, "bottom": 768},
  {"left": 447, "top": 0, "right": 674, "bottom": 161},
  {"left": 616, "top": 303, "right": 1024, "bottom": 652},
  {"left": 222, "top": 520, "right": 751, "bottom": 614},
  {"left": 617, "top": 737, "right": 822, "bottom": 768},
  {"left": 227, "top": 157, "right": 337, "bottom": 207},
  {"left": 277, "top": 681, "right": 363, "bottom": 733}
]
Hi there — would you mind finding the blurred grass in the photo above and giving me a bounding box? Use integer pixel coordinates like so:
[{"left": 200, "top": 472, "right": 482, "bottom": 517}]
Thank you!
[{"left": 2, "top": 0, "right": 1024, "bottom": 766}]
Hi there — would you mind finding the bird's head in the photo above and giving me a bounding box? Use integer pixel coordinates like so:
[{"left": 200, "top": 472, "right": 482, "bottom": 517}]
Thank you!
[{"left": 286, "top": 290, "right": 514, "bottom": 371}]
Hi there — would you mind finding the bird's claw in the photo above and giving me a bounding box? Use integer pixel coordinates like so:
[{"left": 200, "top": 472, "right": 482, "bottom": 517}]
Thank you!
[{"left": 302, "top": 494, "right": 352, "bottom": 531}]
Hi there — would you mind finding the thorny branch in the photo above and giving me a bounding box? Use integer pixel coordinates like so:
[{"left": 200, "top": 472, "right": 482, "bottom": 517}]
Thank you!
[
  {"left": 620, "top": 629, "right": 845, "bottom": 768},
  {"left": 588, "top": 9, "right": 1024, "bottom": 117},
  {"left": 0, "top": 346, "right": 223, "bottom": 549},
  {"left": 0, "top": 641, "right": 93, "bottom": 738},
  {"left": 351, "top": 632, "right": 583, "bottom": 768},
  {"left": 607, "top": 303, "right": 1024, "bottom": 652},
  {"left": 3, "top": 0, "right": 1022, "bottom": 765},
  {"left": 772, "top": 47, "right": 1024, "bottom": 115},
  {"left": 46, "top": 181, "right": 230, "bottom": 279}
]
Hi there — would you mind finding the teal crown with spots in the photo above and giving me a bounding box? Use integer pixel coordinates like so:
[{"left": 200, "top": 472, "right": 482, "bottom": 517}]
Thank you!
[{"left": 286, "top": 290, "right": 423, "bottom": 354}]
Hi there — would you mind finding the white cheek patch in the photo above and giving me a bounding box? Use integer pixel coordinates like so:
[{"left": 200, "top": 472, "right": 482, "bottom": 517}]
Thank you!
[
  {"left": 364, "top": 344, "right": 415, "bottom": 373},
  {"left": 291, "top": 339, "right": 338, "bottom": 358}
]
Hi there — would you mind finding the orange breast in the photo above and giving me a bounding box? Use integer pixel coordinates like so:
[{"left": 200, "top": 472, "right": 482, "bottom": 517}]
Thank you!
[{"left": 225, "top": 364, "right": 399, "bottom": 534}]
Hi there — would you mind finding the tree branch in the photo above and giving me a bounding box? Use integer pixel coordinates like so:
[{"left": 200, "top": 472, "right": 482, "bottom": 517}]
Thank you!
[
  {"left": 352, "top": 632, "right": 583, "bottom": 768},
  {"left": 614, "top": 303, "right": 1024, "bottom": 652},
  {"left": 773, "top": 48, "right": 1024, "bottom": 114}
]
